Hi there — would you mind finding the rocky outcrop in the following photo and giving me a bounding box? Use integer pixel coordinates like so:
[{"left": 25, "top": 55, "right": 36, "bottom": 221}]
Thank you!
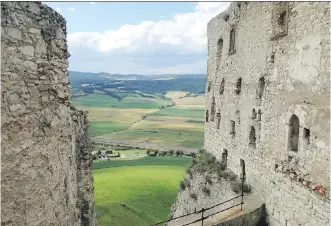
[{"left": 1, "top": 2, "right": 95, "bottom": 226}]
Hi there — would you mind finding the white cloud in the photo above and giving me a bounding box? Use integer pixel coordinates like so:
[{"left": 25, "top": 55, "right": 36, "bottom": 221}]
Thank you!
[
  {"left": 68, "top": 7, "right": 76, "bottom": 12},
  {"left": 55, "top": 7, "right": 61, "bottom": 12},
  {"left": 89, "top": 2, "right": 96, "bottom": 5},
  {"left": 68, "top": 2, "right": 231, "bottom": 74}
]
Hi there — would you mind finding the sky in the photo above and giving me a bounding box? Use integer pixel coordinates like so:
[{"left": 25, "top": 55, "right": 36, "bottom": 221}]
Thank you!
[{"left": 44, "top": 2, "right": 231, "bottom": 74}]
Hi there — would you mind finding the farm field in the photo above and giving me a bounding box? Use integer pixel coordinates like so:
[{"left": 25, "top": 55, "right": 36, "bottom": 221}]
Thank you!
[
  {"left": 71, "top": 93, "right": 171, "bottom": 109},
  {"left": 93, "top": 156, "right": 191, "bottom": 226},
  {"left": 71, "top": 91, "right": 205, "bottom": 149}
]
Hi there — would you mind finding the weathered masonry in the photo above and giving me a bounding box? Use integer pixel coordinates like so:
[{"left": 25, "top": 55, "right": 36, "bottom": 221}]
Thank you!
[
  {"left": 1, "top": 2, "right": 95, "bottom": 226},
  {"left": 205, "top": 2, "right": 330, "bottom": 226}
]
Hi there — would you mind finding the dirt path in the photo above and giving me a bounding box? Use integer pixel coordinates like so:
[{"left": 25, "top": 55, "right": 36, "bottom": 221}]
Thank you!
[{"left": 92, "top": 138, "right": 199, "bottom": 153}]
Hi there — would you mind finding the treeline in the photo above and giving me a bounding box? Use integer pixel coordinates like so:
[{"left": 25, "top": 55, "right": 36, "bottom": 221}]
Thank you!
[
  {"left": 80, "top": 78, "right": 206, "bottom": 95},
  {"left": 70, "top": 71, "right": 206, "bottom": 95}
]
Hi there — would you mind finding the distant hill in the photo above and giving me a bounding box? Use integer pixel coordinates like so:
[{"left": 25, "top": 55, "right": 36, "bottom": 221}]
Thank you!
[
  {"left": 69, "top": 70, "right": 206, "bottom": 97},
  {"left": 70, "top": 71, "right": 205, "bottom": 84}
]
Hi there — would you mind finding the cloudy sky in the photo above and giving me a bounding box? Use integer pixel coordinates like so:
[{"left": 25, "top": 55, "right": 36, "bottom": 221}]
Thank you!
[{"left": 44, "top": 2, "right": 230, "bottom": 74}]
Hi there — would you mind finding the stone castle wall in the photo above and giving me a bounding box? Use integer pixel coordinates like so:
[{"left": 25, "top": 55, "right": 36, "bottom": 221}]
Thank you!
[
  {"left": 1, "top": 2, "right": 95, "bottom": 226},
  {"left": 204, "top": 2, "right": 330, "bottom": 226}
]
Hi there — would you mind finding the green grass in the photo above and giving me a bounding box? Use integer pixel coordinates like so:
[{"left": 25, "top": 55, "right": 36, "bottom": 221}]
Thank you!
[
  {"left": 98, "top": 128, "right": 204, "bottom": 149},
  {"left": 93, "top": 156, "right": 191, "bottom": 169},
  {"left": 89, "top": 122, "right": 131, "bottom": 136},
  {"left": 186, "top": 120, "right": 204, "bottom": 124},
  {"left": 152, "top": 108, "right": 205, "bottom": 118},
  {"left": 71, "top": 94, "right": 170, "bottom": 109},
  {"left": 94, "top": 157, "right": 191, "bottom": 226}
]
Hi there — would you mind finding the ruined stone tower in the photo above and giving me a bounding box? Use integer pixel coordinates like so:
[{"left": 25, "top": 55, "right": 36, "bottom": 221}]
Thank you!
[
  {"left": 171, "top": 2, "right": 330, "bottom": 226},
  {"left": 1, "top": 2, "right": 95, "bottom": 225},
  {"left": 205, "top": 2, "right": 330, "bottom": 225}
]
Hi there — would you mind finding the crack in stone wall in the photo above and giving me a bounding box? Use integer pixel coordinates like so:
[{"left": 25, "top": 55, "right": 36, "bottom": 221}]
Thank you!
[{"left": 1, "top": 2, "right": 95, "bottom": 226}]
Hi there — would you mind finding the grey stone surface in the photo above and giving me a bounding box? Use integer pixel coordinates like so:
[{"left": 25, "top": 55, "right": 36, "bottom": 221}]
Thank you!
[
  {"left": 172, "top": 2, "right": 330, "bottom": 226},
  {"left": 1, "top": 2, "right": 95, "bottom": 226}
]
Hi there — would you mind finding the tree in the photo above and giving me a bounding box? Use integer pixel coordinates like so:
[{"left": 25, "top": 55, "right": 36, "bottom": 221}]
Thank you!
[
  {"left": 106, "top": 150, "right": 112, "bottom": 154},
  {"left": 147, "top": 150, "right": 151, "bottom": 155},
  {"left": 97, "top": 150, "right": 101, "bottom": 155}
]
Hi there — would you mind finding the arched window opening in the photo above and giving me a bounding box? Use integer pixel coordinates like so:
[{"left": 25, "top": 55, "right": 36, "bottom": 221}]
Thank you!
[
  {"left": 221, "top": 149, "right": 228, "bottom": 169},
  {"left": 288, "top": 114, "right": 300, "bottom": 152},
  {"left": 210, "top": 97, "right": 216, "bottom": 122},
  {"left": 258, "top": 77, "right": 265, "bottom": 99},
  {"left": 252, "top": 109, "right": 257, "bottom": 119},
  {"left": 230, "top": 120, "right": 235, "bottom": 136},
  {"left": 220, "top": 78, "right": 225, "bottom": 95},
  {"left": 216, "top": 112, "right": 221, "bottom": 129},
  {"left": 249, "top": 126, "right": 256, "bottom": 148},
  {"left": 235, "top": 78, "right": 242, "bottom": 95},
  {"left": 205, "top": 110, "right": 209, "bottom": 122},
  {"left": 216, "top": 38, "right": 223, "bottom": 71},
  {"left": 303, "top": 128, "right": 310, "bottom": 145},
  {"left": 207, "top": 82, "right": 211, "bottom": 92},
  {"left": 257, "top": 110, "right": 262, "bottom": 121}
]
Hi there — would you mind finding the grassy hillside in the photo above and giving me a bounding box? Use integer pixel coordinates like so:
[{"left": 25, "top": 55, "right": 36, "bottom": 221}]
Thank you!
[{"left": 93, "top": 156, "right": 191, "bottom": 226}]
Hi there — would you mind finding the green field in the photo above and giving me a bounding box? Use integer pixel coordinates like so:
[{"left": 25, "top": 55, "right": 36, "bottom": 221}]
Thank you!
[
  {"left": 152, "top": 108, "right": 205, "bottom": 118},
  {"left": 97, "top": 128, "right": 204, "bottom": 148},
  {"left": 89, "top": 121, "right": 131, "bottom": 136},
  {"left": 71, "top": 91, "right": 205, "bottom": 149},
  {"left": 186, "top": 119, "right": 204, "bottom": 124},
  {"left": 94, "top": 156, "right": 191, "bottom": 169},
  {"left": 94, "top": 157, "right": 191, "bottom": 226},
  {"left": 72, "top": 94, "right": 171, "bottom": 109}
]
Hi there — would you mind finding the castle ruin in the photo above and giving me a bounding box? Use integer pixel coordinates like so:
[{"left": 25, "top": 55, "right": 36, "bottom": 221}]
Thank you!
[
  {"left": 171, "top": 2, "right": 330, "bottom": 226},
  {"left": 1, "top": 2, "right": 95, "bottom": 225}
]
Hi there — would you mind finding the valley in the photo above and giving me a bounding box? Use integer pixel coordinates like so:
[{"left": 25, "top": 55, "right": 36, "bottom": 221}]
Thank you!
[{"left": 70, "top": 71, "right": 206, "bottom": 225}]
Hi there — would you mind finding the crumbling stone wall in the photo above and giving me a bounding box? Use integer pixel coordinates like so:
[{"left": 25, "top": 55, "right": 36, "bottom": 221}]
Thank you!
[
  {"left": 203, "top": 2, "right": 330, "bottom": 226},
  {"left": 1, "top": 2, "right": 95, "bottom": 226},
  {"left": 169, "top": 172, "right": 238, "bottom": 226}
]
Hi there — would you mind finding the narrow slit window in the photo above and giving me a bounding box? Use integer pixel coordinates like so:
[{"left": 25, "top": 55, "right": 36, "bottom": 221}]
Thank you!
[
  {"left": 216, "top": 38, "right": 223, "bottom": 71},
  {"left": 229, "top": 28, "right": 236, "bottom": 53},
  {"left": 206, "top": 110, "right": 209, "bottom": 122},
  {"left": 303, "top": 128, "right": 310, "bottom": 145},
  {"left": 258, "top": 77, "right": 265, "bottom": 99},
  {"left": 288, "top": 114, "right": 300, "bottom": 152},
  {"left": 257, "top": 110, "right": 262, "bottom": 121},
  {"left": 220, "top": 78, "right": 225, "bottom": 95},
  {"left": 230, "top": 120, "right": 235, "bottom": 136},
  {"left": 221, "top": 149, "right": 228, "bottom": 169},
  {"left": 249, "top": 126, "right": 256, "bottom": 148},
  {"left": 210, "top": 97, "right": 216, "bottom": 122},
  {"left": 252, "top": 109, "right": 256, "bottom": 119},
  {"left": 235, "top": 78, "right": 242, "bottom": 95},
  {"left": 216, "top": 112, "right": 221, "bottom": 129}
]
